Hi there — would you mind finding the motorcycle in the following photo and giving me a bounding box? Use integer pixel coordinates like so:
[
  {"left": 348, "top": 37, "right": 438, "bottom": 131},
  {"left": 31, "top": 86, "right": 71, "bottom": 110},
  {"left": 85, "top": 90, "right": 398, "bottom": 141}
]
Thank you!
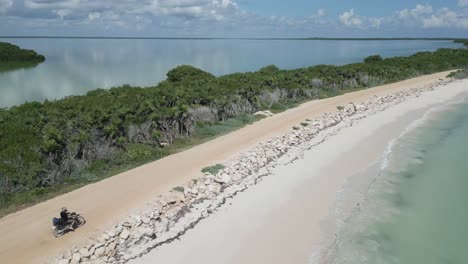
[{"left": 52, "top": 212, "right": 86, "bottom": 237}]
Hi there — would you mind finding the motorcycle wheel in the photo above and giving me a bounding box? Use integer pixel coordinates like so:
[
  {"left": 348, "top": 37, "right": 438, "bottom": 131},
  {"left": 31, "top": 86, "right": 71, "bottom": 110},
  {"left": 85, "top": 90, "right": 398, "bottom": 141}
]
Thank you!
[
  {"left": 53, "top": 228, "right": 64, "bottom": 238},
  {"left": 74, "top": 216, "right": 86, "bottom": 228}
]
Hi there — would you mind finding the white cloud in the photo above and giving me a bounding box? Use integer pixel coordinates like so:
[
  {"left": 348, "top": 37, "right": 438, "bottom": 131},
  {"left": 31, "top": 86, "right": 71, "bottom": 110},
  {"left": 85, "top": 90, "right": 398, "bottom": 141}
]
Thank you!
[
  {"left": 0, "top": 0, "right": 12, "bottom": 13},
  {"left": 398, "top": 4, "right": 432, "bottom": 19},
  {"left": 1, "top": 1, "right": 468, "bottom": 37},
  {"left": 54, "top": 9, "right": 71, "bottom": 19},
  {"left": 316, "top": 8, "right": 325, "bottom": 17},
  {"left": 423, "top": 8, "right": 468, "bottom": 29},
  {"left": 339, "top": 9, "right": 382, "bottom": 29},
  {"left": 339, "top": 9, "right": 362, "bottom": 27},
  {"left": 25, "top": 0, "right": 81, "bottom": 9},
  {"left": 88, "top": 12, "right": 101, "bottom": 21}
]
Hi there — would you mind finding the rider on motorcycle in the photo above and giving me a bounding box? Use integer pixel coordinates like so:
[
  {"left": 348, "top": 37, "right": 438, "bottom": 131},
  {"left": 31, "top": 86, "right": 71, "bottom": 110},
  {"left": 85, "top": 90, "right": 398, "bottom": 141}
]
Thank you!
[{"left": 60, "top": 207, "right": 74, "bottom": 230}]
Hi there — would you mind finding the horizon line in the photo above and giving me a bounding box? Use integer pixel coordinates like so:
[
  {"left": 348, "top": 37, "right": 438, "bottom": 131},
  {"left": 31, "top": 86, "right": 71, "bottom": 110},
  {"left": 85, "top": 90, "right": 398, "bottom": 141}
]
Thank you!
[{"left": 0, "top": 36, "right": 466, "bottom": 40}]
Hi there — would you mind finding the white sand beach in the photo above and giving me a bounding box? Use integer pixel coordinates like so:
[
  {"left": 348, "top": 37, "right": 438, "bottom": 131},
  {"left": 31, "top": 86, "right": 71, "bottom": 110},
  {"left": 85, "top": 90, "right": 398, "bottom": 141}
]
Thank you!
[
  {"left": 0, "top": 71, "right": 466, "bottom": 264},
  {"left": 128, "top": 79, "right": 468, "bottom": 264}
]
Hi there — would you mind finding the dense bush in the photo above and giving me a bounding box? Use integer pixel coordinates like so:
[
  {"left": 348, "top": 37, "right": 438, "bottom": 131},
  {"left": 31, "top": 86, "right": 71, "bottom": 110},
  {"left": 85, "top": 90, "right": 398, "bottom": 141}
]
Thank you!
[
  {"left": 0, "top": 42, "right": 45, "bottom": 73},
  {"left": 448, "top": 68, "right": 468, "bottom": 79},
  {"left": 364, "top": 55, "right": 383, "bottom": 63},
  {"left": 1, "top": 48, "right": 468, "bottom": 209},
  {"left": 454, "top": 39, "right": 468, "bottom": 47},
  {"left": 0, "top": 42, "right": 45, "bottom": 63}
]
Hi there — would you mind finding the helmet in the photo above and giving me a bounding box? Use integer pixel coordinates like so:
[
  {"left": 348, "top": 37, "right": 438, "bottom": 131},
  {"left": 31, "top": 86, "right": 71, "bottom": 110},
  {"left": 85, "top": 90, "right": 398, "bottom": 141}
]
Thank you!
[{"left": 61, "top": 207, "right": 67, "bottom": 212}]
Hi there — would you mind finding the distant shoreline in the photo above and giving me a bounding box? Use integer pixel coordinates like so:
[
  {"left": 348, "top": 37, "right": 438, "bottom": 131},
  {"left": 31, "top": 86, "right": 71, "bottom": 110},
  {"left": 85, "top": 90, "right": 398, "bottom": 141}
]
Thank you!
[{"left": 0, "top": 36, "right": 466, "bottom": 41}]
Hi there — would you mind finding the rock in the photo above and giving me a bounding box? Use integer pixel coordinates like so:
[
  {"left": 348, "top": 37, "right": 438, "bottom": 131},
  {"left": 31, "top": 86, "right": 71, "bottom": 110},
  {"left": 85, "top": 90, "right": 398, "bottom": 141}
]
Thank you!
[
  {"left": 165, "top": 193, "right": 180, "bottom": 204},
  {"left": 105, "top": 242, "right": 117, "bottom": 256},
  {"left": 214, "top": 174, "right": 231, "bottom": 184},
  {"left": 142, "top": 216, "right": 151, "bottom": 224},
  {"left": 70, "top": 253, "right": 81, "bottom": 264},
  {"left": 122, "top": 221, "right": 132, "bottom": 228},
  {"left": 107, "top": 230, "right": 116, "bottom": 238},
  {"left": 94, "top": 246, "right": 105, "bottom": 257},
  {"left": 134, "top": 227, "right": 155, "bottom": 240},
  {"left": 100, "top": 233, "right": 110, "bottom": 242},
  {"left": 203, "top": 179, "right": 211, "bottom": 185},
  {"left": 58, "top": 259, "right": 70, "bottom": 264},
  {"left": 198, "top": 185, "right": 207, "bottom": 193},
  {"left": 119, "top": 228, "right": 130, "bottom": 240},
  {"left": 79, "top": 248, "right": 90, "bottom": 258}
]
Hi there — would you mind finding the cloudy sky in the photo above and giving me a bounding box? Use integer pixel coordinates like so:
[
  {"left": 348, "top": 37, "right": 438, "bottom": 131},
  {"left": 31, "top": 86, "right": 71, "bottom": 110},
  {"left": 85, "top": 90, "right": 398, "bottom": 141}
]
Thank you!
[{"left": 0, "top": 0, "right": 467, "bottom": 37}]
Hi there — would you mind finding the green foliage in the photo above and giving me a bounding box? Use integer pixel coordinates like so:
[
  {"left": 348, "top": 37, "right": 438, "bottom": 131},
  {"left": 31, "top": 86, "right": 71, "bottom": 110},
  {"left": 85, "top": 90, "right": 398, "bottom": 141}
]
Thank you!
[
  {"left": 173, "top": 186, "right": 185, "bottom": 193},
  {"left": 0, "top": 42, "right": 45, "bottom": 73},
  {"left": 364, "top": 55, "right": 383, "bottom": 63},
  {"left": 2, "top": 48, "right": 468, "bottom": 212},
  {"left": 448, "top": 68, "right": 468, "bottom": 79},
  {"left": 166, "top": 65, "right": 215, "bottom": 82},
  {"left": 337, "top": 105, "right": 345, "bottom": 110},
  {"left": 201, "top": 164, "right": 225, "bottom": 175},
  {"left": 454, "top": 39, "right": 468, "bottom": 47}
]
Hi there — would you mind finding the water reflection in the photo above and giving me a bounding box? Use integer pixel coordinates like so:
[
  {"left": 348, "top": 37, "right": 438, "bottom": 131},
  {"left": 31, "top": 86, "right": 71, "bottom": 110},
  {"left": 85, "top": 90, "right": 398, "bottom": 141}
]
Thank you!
[{"left": 0, "top": 39, "right": 461, "bottom": 107}]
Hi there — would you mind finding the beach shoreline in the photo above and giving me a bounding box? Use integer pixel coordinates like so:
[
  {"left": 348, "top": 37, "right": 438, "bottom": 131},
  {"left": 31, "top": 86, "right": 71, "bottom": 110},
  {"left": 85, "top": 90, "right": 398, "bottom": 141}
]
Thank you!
[
  {"left": 126, "top": 79, "right": 468, "bottom": 264},
  {"left": 0, "top": 71, "right": 464, "bottom": 264},
  {"left": 125, "top": 79, "right": 466, "bottom": 264}
]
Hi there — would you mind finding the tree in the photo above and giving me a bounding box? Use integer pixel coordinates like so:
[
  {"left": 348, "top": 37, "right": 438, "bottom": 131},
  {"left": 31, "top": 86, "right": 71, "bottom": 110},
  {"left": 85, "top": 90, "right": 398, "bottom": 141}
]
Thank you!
[{"left": 364, "top": 55, "right": 383, "bottom": 63}]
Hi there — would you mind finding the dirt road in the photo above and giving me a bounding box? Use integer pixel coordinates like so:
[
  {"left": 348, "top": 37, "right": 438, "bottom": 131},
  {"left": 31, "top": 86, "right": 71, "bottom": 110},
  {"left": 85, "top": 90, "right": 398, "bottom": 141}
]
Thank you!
[{"left": 0, "top": 71, "right": 452, "bottom": 264}]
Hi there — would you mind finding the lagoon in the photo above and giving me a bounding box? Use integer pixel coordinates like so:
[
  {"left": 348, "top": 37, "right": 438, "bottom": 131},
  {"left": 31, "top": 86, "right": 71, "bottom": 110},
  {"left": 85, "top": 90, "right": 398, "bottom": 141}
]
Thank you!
[{"left": 0, "top": 38, "right": 462, "bottom": 107}]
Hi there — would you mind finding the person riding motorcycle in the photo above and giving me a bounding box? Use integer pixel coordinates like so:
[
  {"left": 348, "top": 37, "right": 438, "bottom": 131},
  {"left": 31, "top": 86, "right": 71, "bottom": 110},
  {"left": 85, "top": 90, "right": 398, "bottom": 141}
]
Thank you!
[{"left": 60, "top": 207, "right": 74, "bottom": 230}]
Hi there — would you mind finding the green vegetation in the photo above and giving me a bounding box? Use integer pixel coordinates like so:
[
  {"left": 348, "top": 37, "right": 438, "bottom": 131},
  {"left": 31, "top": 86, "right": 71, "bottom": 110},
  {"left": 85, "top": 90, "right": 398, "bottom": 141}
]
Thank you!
[
  {"left": 172, "top": 186, "right": 185, "bottom": 193},
  {"left": 2, "top": 48, "right": 468, "bottom": 215},
  {"left": 364, "top": 55, "right": 383, "bottom": 63},
  {"left": 0, "top": 42, "right": 45, "bottom": 73},
  {"left": 201, "top": 164, "right": 225, "bottom": 175},
  {"left": 448, "top": 68, "right": 468, "bottom": 79},
  {"left": 454, "top": 39, "right": 468, "bottom": 47}
]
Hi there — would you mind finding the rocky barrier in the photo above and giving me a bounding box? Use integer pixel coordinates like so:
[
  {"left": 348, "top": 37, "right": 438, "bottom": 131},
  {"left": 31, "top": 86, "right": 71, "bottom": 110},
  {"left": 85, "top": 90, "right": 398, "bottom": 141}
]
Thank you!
[{"left": 56, "top": 78, "right": 454, "bottom": 264}]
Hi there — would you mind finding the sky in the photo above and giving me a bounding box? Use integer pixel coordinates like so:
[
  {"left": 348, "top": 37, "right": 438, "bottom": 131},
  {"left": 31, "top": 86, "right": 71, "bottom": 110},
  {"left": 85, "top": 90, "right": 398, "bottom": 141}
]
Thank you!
[{"left": 0, "top": 0, "right": 467, "bottom": 38}]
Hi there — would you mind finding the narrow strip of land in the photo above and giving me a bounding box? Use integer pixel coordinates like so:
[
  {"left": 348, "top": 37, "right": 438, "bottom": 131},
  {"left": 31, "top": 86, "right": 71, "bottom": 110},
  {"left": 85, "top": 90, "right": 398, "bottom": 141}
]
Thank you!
[{"left": 0, "top": 71, "right": 453, "bottom": 264}]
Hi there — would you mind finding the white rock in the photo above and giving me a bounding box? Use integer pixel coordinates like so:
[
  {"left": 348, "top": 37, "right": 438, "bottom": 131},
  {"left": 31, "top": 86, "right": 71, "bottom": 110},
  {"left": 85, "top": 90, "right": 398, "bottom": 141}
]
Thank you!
[
  {"left": 106, "top": 230, "right": 116, "bottom": 238},
  {"left": 79, "top": 248, "right": 90, "bottom": 258},
  {"left": 70, "top": 253, "right": 81, "bottom": 264},
  {"left": 119, "top": 229, "right": 130, "bottom": 240},
  {"left": 58, "top": 259, "right": 70, "bottom": 264},
  {"left": 94, "top": 247, "right": 105, "bottom": 257},
  {"left": 142, "top": 216, "right": 151, "bottom": 224},
  {"left": 105, "top": 242, "right": 117, "bottom": 256}
]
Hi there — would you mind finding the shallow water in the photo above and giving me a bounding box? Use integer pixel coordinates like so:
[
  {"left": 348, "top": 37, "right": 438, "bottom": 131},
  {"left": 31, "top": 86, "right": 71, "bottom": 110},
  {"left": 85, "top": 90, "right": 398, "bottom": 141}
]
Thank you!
[
  {"left": 329, "top": 97, "right": 468, "bottom": 264},
  {"left": 0, "top": 38, "right": 461, "bottom": 107}
]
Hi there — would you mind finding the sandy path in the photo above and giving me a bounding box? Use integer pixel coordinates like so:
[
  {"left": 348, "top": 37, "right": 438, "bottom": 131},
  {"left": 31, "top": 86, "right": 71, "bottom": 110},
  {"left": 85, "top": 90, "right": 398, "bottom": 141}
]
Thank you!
[{"left": 0, "top": 71, "right": 453, "bottom": 264}]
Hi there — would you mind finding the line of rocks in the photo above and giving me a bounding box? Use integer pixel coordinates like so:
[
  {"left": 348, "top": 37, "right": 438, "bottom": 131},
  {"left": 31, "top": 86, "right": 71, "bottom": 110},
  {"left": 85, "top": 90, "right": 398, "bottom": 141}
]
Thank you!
[{"left": 56, "top": 78, "right": 453, "bottom": 264}]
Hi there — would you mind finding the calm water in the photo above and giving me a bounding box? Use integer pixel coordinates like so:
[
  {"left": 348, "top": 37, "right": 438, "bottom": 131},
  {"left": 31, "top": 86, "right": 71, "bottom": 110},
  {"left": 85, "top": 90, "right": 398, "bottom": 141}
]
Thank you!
[
  {"left": 330, "top": 98, "right": 468, "bottom": 264},
  {"left": 0, "top": 39, "right": 462, "bottom": 108}
]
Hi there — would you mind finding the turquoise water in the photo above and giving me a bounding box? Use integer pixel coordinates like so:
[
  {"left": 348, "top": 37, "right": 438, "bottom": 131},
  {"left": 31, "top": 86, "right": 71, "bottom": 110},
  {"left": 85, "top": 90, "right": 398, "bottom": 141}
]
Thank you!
[
  {"left": 0, "top": 38, "right": 462, "bottom": 107},
  {"left": 330, "top": 98, "right": 468, "bottom": 264}
]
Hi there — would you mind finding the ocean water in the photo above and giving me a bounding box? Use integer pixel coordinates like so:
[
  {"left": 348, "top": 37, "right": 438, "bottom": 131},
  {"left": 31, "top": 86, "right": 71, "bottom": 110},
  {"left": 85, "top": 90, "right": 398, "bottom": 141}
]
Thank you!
[
  {"left": 0, "top": 38, "right": 462, "bottom": 107},
  {"left": 329, "top": 97, "right": 468, "bottom": 264}
]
